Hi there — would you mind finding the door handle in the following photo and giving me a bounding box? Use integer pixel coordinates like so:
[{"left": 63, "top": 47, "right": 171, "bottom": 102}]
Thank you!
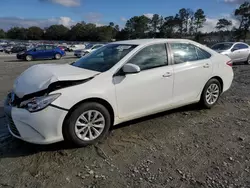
[
  {"left": 203, "top": 64, "right": 210, "bottom": 68},
  {"left": 162, "top": 72, "right": 172, "bottom": 77}
]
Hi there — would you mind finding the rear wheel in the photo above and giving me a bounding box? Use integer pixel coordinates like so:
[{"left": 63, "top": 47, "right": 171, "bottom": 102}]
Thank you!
[
  {"left": 63, "top": 102, "right": 111, "bottom": 147},
  {"left": 200, "top": 79, "right": 221, "bottom": 109},
  {"left": 55, "top": 53, "right": 61, "bottom": 60},
  {"left": 25, "top": 55, "right": 33, "bottom": 61},
  {"left": 245, "top": 56, "right": 250, "bottom": 65}
]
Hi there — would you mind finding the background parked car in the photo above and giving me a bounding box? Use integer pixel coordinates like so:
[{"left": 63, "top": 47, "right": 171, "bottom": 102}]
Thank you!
[
  {"left": 5, "top": 45, "right": 27, "bottom": 54},
  {"left": 16, "top": 45, "right": 66, "bottom": 61},
  {"left": 58, "top": 46, "right": 67, "bottom": 51},
  {"left": 67, "top": 44, "right": 85, "bottom": 52},
  {"left": 74, "top": 44, "right": 104, "bottom": 58},
  {"left": 4, "top": 46, "right": 13, "bottom": 53},
  {"left": 211, "top": 42, "right": 250, "bottom": 64}
]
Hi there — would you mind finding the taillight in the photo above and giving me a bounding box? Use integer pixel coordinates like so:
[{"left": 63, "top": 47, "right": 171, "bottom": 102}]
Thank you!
[{"left": 226, "top": 60, "right": 233, "bottom": 67}]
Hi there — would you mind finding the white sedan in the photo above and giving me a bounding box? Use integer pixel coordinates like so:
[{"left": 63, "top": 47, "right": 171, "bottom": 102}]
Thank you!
[
  {"left": 4, "top": 39, "right": 234, "bottom": 146},
  {"left": 74, "top": 44, "right": 105, "bottom": 58}
]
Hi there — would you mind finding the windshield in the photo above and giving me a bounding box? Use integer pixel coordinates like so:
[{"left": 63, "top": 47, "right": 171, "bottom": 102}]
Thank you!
[
  {"left": 72, "top": 44, "right": 137, "bottom": 72},
  {"left": 212, "top": 43, "right": 234, "bottom": 51},
  {"left": 85, "top": 44, "right": 94, "bottom": 49}
]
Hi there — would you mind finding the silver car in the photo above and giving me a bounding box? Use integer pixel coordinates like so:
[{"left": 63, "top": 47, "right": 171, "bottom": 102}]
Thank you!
[{"left": 211, "top": 42, "right": 250, "bottom": 64}]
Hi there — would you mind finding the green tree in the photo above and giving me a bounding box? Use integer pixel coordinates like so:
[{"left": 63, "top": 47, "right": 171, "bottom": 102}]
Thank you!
[
  {"left": 96, "top": 26, "right": 114, "bottom": 41},
  {"left": 27, "top": 26, "right": 44, "bottom": 40},
  {"left": 150, "top": 14, "right": 160, "bottom": 34},
  {"left": 109, "top": 22, "right": 115, "bottom": 27},
  {"left": 44, "top": 25, "right": 69, "bottom": 40},
  {"left": 7, "top": 27, "right": 28, "bottom": 40},
  {"left": 194, "top": 9, "right": 206, "bottom": 34},
  {"left": 83, "top": 23, "right": 97, "bottom": 41},
  {"left": 116, "top": 29, "right": 130, "bottom": 40},
  {"left": 216, "top": 18, "right": 232, "bottom": 31},
  {"left": 187, "top": 9, "right": 195, "bottom": 35},
  {"left": 234, "top": 2, "right": 250, "bottom": 41},
  {"left": 67, "top": 23, "right": 86, "bottom": 41},
  {"left": 159, "top": 16, "right": 180, "bottom": 38},
  {"left": 178, "top": 8, "right": 189, "bottom": 35},
  {"left": 125, "top": 15, "right": 151, "bottom": 39},
  {"left": 114, "top": 25, "right": 119, "bottom": 31},
  {"left": 0, "top": 29, "right": 5, "bottom": 38},
  {"left": 216, "top": 18, "right": 232, "bottom": 41}
]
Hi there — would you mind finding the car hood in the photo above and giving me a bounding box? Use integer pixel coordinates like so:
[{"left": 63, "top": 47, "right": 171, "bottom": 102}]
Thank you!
[
  {"left": 17, "top": 50, "right": 27, "bottom": 55},
  {"left": 13, "top": 64, "right": 99, "bottom": 98}
]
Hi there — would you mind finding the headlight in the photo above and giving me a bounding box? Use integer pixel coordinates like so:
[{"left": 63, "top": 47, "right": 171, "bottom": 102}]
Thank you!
[{"left": 20, "top": 93, "right": 61, "bottom": 112}]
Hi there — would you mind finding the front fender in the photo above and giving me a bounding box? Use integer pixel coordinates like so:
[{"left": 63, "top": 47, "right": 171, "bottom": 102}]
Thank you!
[{"left": 50, "top": 75, "right": 118, "bottom": 118}]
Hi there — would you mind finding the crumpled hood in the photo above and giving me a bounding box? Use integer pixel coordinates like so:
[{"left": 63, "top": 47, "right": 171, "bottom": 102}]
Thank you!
[{"left": 13, "top": 64, "right": 99, "bottom": 98}]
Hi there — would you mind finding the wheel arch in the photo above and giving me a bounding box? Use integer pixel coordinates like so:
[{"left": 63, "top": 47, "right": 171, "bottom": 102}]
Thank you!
[
  {"left": 200, "top": 76, "right": 224, "bottom": 99},
  {"left": 63, "top": 97, "right": 115, "bottom": 129},
  {"left": 210, "top": 76, "right": 224, "bottom": 92}
]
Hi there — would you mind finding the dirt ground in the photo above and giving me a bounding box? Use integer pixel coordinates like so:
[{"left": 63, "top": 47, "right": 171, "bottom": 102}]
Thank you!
[{"left": 0, "top": 55, "right": 249, "bottom": 188}]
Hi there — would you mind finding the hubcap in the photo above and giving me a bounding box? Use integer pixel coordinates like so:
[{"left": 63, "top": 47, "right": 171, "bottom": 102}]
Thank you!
[
  {"left": 27, "top": 56, "right": 31, "bottom": 61},
  {"left": 56, "top": 54, "right": 60, "bottom": 59},
  {"left": 206, "top": 84, "right": 220, "bottom": 105},
  {"left": 74, "top": 110, "right": 105, "bottom": 141}
]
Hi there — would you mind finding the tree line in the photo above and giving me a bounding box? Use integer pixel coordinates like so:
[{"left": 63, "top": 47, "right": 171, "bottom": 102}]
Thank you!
[{"left": 0, "top": 1, "right": 250, "bottom": 43}]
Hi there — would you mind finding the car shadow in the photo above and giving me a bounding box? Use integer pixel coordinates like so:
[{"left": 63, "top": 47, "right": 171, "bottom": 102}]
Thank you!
[
  {"left": 233, "top": 62, "right": 249, "bottom": 66},
  {"left": 4, "top": 60, "right": 23, "bottom": 63},
  {"left": 0, "top": 103, "right": 203, "bottom": 159},
  {"left": 62, "top": 56, "right": 78, "bottom": 59},
  {"left": 112, "top": 103, "right": 202, "bottom": 130}
]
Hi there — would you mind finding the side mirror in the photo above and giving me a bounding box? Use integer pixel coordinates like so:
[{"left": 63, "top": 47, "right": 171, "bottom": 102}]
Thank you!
[
  {"left": 33, "top": 48, "right": 36, "bottom": 52},
  {"left": 122, "top": 63, "right": 141, "bottom": 74},
  {"left": 231, "top": 47, "right": 238, "bottom": 52}
]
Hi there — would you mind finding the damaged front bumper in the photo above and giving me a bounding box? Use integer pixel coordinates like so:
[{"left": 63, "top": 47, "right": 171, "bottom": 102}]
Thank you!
[{"left": 4, "top": 97, "right": 68, "bottom": 144}]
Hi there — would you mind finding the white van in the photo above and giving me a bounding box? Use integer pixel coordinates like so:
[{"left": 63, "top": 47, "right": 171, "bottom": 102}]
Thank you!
[{"left": 68, "top": 44, "right": 85, "bottom": 51}]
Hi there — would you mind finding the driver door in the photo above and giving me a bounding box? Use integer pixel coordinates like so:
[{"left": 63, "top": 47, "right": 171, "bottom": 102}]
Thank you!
[
  {"left": 32, "top": 45, "right": 46, "bottom": 59},
  {"left": 113, "top": 43, "right": 174, "bottom": 119}
]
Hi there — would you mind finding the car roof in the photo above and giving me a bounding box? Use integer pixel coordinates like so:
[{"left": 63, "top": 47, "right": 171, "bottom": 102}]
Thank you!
[
  {"left": 214, "top": 42, "right": 248, "bottom": 45},
  {"left": 111, "top": 38, "right": 193, "bottom": 45}
]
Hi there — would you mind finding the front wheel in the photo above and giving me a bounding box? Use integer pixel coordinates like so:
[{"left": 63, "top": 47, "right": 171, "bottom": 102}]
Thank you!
[
  {"left": 54, "top": 53, "right": 61, "bottom": 60},
  {"left": 63, "top": 102, "right": 111, "bottom": 147},
  {"left": 26, "top": 55, "right": 33, "bottom": 61},
  {"left": 200, "top": 79, "right": 221, "bottom": 109},
  {"left": 245, "top": 56, "right": 250, "bottom": 65}
]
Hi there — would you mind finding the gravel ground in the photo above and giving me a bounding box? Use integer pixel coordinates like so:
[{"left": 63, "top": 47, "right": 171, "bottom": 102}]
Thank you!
[{"left": 0, "top": 55, "right": 249, "bottom": 188}]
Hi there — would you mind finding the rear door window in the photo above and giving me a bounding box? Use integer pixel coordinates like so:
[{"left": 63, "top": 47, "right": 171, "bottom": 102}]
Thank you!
[
  {"left": 170, "top": 43, "right": 211, "bottom": 64},
  {"left": 46, "top": 45, "right": 54, "bottom": 50},
  {"left": 36, "top": 46, "right": 45, "bottom": 51}
]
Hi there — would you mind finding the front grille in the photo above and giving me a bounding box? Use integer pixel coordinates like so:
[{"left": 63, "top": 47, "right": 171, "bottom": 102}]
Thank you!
[{"left": 6, "top": 115, "right": 21, "bottom": 136}]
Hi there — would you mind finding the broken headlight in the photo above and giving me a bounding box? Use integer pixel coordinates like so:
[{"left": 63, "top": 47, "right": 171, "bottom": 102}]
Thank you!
[{"left": 20, "top": 93, "right": 61, "bottom": 112}]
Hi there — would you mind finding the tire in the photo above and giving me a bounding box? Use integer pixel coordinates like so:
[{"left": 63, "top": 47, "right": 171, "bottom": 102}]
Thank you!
[
  {"left": 25, "top": 55, "right": 33, "bottom": 61},
  {"left": 63, "top": 102, "right": 111, "bottom": 147},
  {"left": 200, "top": 78, "right": 221, "bottom": 109},
  {"left": 55, "top": 53, "right": 61, "bottom": 60}
]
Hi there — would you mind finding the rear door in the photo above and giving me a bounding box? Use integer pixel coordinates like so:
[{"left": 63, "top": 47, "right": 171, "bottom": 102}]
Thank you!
[
  {"left": 44, "top": 45, "right": 55, "bottom": 58},
  {"left": 169, "top": 42, "right": 213, "bottom": 105}
]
